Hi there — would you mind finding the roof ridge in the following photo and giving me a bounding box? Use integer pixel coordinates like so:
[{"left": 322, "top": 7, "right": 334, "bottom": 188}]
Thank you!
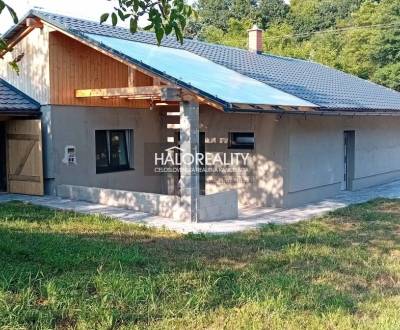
[{"left": 31, "top": 9, "right": 259, "bottom": 54}]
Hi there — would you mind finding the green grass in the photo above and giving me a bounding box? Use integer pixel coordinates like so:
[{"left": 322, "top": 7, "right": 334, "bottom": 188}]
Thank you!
[{"left": 0, "top": 199, "right": 399, "bottom": 329}]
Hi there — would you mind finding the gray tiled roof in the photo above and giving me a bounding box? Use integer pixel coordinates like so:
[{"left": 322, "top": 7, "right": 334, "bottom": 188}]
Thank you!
[
  {"left": 0, "top": 78, "right": 40, "bottom": 113},
  {"left": 15, "top": 10, "right": 400, "bottom": 111}
]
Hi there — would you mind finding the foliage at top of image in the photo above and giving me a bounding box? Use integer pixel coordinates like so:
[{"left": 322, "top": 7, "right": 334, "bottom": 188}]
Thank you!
[
  {"left": 189, "top": 0, "right": 400, "bottom": 92},
  {"left": 0, "top": 0, "right": 197, "bottom": 73},
  {"left": 100, "top": 0, "right": 197, "bottom": 45}
]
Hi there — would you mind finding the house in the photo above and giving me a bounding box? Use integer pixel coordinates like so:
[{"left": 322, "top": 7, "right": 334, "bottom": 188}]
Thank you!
[{"left": 2, "top": 10, "right": 400, "bottom": 222}]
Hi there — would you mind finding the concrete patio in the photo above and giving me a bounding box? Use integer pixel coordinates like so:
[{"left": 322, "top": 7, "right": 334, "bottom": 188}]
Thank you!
[{"left": 1, "top": 179, "right": 400, "bottom": 234}]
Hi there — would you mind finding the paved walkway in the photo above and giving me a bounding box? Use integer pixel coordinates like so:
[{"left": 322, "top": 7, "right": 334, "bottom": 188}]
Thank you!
[{"left": 1, "top": 180, "right": 400, "bottom": 234}]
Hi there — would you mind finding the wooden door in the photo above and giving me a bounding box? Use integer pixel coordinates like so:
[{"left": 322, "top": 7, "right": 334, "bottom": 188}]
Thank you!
[
  {"left": 0, "top": 123, "right": 6, "bottom": 191},
  {"left": 6, "top": 119, "right": 44, "bottom": 195},
  {"left": 344, "top": 130, "right": 355, "bottom": 191}
]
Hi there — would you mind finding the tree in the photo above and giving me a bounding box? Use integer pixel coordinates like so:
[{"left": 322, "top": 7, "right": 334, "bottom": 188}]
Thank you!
[
  {"left": 199, "top": 18, "right": 251, "bottom": 48},
  {"left": 338, "top": 0, "right": 399, "bottom": 80},
  {"left": 289, "top": 0, "right": 366, "bottom": 37},
  {"left": 258, "top": 0, "right": 289, "bottom": 29},
  {"left": 373, "top": 63, "right": 400, "bottom": 91},
  {"left": 101, "top": 0, "right": 196, "bottom": 44},
  {"left": 195, "top": 0, "right": 256, "bottom": 32}
]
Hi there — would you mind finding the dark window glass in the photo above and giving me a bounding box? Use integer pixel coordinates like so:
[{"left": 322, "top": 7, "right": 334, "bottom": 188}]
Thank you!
[
  {"left": 110, "top": 131, "right": 129, "bottom": 167},
  {"left": 96, "top": 130, "right": 132, "bottom": 173},
  {"left": 96, "top": 131, "right": 109, "bottom": 170},
  {"left": 228, "top": 132, "right": 255, "bottom": 150}
]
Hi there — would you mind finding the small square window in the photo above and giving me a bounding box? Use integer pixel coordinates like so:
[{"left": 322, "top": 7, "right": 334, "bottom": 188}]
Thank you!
[
  {"left": 62, "top": 145, "right": 77, "bottom": 165},
  {"left": 228, "top": 132, "right": 255, "bottom": 150}
]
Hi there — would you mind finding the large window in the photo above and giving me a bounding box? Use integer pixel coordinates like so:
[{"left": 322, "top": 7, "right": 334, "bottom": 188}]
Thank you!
[
  {"left": 95, "top": 130, "right": 133, "bottom": 173},
  {"left": 228, "top": 132, "right": 255, "bottom": 150}
]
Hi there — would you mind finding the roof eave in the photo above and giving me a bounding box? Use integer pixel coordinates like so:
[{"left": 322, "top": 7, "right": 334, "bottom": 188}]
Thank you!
[
  {"left": 227, "top": 107, "right": 400, "bottom": 116},
  {"left": 0, "top": 109, "right": 41, "bottom": 117}
]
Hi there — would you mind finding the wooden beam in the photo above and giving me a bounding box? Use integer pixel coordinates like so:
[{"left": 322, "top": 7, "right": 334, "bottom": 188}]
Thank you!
[
  {"left": 0, "top": 18, "right": 44, "bottom": 58},
  {"left": 0, "top": 26, "right": 34, "bottom": 57},
  {"left": 75, "top": 86, "right": 182, "bottom": 101},
  {"left": 26, "top": 18, "right": 43, "bottom": 29}
]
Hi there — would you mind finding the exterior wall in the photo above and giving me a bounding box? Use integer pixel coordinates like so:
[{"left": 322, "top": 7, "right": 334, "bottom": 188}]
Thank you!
[
  {"left": 352, "top": 117, "right": 400, "bottom": 189},
  {"left": 45, "top": 105, "right": 287, "bottom": 209},
  {"left": 0, "top": 28, "right": 157, "bottom": 109},
  {"left": 44, "top": 105, "right": 163, "bottom": 195},
  {"left": 48, "top": 31, "right": 153, "bottom": 109},
  {"left": 0, "top": 25, "right": 53, "bottom": 104},
  {"left": 199, "top": 108, "right": 288, "bottom": 208},
  {"left": 285, "top": 115, "right": 400, "bottom": 207},
  {"left": 44, "top": 105, "right": 400, "bottom": 210}
]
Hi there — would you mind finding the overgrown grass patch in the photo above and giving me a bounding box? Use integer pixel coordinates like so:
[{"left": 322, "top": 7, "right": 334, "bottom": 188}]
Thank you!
[{"left": 0, "top": 199, "right": 399, "bottom": 329}]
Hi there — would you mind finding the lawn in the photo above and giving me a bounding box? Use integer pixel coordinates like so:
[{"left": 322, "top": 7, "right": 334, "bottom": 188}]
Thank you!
[{"left": 0, "top": 200, "right": 399, "bottom": 329}]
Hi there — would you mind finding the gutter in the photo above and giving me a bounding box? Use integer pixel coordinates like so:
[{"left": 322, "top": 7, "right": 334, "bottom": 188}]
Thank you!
[
  {"left": 0, "top": 110, "right": 41, "bottom": 117},
  {"left": 225, "top": 108, "right": 400, "bottom": 116}
]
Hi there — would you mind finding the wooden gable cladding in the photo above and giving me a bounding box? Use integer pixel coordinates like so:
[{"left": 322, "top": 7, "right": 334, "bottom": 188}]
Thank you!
[{"left": 49, "top": 31, "right": 154, "bottom": 108}]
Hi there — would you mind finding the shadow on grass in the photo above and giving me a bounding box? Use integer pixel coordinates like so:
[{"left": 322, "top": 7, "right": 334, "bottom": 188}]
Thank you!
[{"left": 0, "top": 199, "right": 399, "bottom": 328}]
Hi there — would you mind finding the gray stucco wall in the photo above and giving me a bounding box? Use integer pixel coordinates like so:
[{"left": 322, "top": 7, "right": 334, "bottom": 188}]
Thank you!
[
  {"left": 285, "top": 115, "right": 400, "bottom": 207},
  {"left": 201, "top": 111, "right": 400, "bottom": 208},
  {"left": 43, "top": 105, "right": 400, "bottom": 209},
  {"left": 43, "top": 105, "right": 162, "bottom": 195},
  {"left": 198, "top": 108, "right": 289, "bottom": 207}
]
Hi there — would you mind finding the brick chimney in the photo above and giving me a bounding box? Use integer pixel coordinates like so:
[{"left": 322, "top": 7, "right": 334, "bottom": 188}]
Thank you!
[{"left": 248, "top": 24, "right": 263, "bottom": 54}]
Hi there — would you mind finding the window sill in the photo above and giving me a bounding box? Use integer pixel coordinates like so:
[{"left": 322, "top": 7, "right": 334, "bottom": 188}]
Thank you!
[{"left": 96, "top": 168, "right": 135, "bottom": 174}]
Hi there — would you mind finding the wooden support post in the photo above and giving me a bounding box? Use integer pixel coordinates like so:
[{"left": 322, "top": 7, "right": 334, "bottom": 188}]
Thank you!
[{"left": 177, "top": 99, "right": 200, "bottom": 222}]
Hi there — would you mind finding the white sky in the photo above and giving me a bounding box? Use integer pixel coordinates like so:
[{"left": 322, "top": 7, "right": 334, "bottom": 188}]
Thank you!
[{"left": 1, "top": 0, "right": 179, "bottom": 33}]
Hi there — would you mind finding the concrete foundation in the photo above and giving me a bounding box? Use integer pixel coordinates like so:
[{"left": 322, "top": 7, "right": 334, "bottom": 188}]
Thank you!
[{"left": 57, "top": 184, "right": 238, "bottom": 222}]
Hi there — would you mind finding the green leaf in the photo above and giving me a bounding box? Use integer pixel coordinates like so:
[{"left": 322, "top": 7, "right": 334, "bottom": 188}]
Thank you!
[
  {"left": 155, "top": 27, "right": 164, "bottom": 45},
  {"left": 173, "top": 24, "right": 183, "bottom": 44},
  {"left": 100, "top": 13, "right": 109, "bottom": 24},
  {"left": 132, "top": 1, "right": 138, "bottom": 12},
  {"left": 8, "top": 61, "right": 19, "bottom": 75},
  {"left": 177, "top": 15, "right": 186, "bottom": 29},
  {"left": 111, "top": 12, "right": 118, "bottom": 26},
  {"left": 117, "top": 9, "right": 126, "bottom": 21},
  {"left": 6, "top": 5, "right": 18, "bottom": 24},
  {"left": 164, "top": 23, "right": 173, "bottom": 35},
  {"left": 192, "top": 9, "right": 199, "bottom": 20},
  {"left": 0, "top": 38, "right": 7, "bottom": 50},
  {"left": 0, "top": 1, "right": 5, "bottom": 15},
  {"left": 130, "top": 18, "right": 138, "bottom": 33}
]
